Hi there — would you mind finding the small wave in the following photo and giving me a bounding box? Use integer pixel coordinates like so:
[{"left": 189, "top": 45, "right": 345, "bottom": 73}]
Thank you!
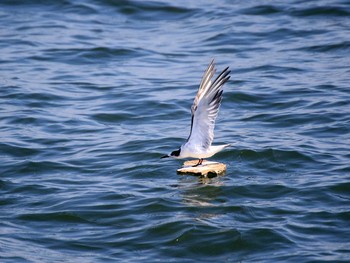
[
  {"left": 17, "top": 211, "right": 91, "bottom": 224},
  {"left": 237, "top": 148, "right": 317, "bottom": 169},
  {"left": 289, "top": 5, "right": 350, "bottom": 17},
  {"left": 239, "top": 5, "right": 284, "bottom": 15},
  {"left": 97, "top": 0, "right": 196, "bottom": 20},
  {"left": 30, "top": 47, "right": 151, "bottom": 65},
  {"left": 0, "top": 142, "right": 40, "bottom": 158},
  {"left": 295, "top": 41, "right": 350, "bottom": 53}
]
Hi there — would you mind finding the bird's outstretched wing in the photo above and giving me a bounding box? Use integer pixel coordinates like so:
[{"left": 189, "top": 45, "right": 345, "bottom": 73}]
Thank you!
[{"left": 186, "top": 60, "right": 230, "bottom": 149}]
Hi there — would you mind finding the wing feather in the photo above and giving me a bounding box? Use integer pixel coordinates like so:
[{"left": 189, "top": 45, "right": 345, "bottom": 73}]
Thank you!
[{"left": 186, "top": 61, "right": 230, "bottom": 149}]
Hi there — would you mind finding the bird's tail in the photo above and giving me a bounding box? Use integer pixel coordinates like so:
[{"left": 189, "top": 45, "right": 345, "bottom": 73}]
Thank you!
[
  {"left": 211, "top": 144, "right": 232, "bottom": 154},
  {"left": 219, "top": 144, "right": 232, "bottom": 149}
]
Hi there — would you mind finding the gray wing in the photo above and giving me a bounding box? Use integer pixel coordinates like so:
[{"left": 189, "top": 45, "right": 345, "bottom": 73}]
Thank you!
[{"left": 187, "top": 60, "right": 230, "bottom": 149}]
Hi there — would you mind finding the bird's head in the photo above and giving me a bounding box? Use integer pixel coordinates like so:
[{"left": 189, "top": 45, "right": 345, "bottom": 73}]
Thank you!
[{"left": 161, "top": 148, "right": 181, "bottom": 159}]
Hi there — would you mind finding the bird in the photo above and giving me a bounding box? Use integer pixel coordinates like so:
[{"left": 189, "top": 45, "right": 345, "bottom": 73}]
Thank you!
[{"left": 161, "top": 59, "right": 231, "bottom": 167}]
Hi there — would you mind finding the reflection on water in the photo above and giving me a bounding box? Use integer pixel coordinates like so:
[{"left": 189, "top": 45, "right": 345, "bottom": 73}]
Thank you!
[
  {"left": 175, "top": 174, "right": 249, "bottom": 238},
  {"left": 176, "top": 175, "right": 226, "bottom": 227},
  {"left": 178, "top": 174, "right": 225, "bottom": 195}
]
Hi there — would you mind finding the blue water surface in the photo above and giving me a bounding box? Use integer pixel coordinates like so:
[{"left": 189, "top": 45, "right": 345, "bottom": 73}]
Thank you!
[{"left": 1, "top": 0, "right": 350, "bottom": 262}]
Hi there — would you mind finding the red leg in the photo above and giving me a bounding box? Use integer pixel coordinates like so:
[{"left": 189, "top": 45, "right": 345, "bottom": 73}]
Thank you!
[{"left": 193, "top": 158, "right": 204, "bottom": 167}]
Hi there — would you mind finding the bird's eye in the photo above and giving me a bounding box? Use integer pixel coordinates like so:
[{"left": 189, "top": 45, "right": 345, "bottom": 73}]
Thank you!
[{"left": 171, "top": 149, "right": 181, "bottom": 157}]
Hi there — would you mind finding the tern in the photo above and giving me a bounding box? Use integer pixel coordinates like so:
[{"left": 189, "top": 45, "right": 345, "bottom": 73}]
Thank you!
[{"left": 161, "top": 60, "right": 231, "bottom": 166}]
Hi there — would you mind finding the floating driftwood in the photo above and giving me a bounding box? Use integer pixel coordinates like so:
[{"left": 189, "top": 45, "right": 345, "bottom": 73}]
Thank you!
[{"left": 177, "top": 160, "right": 226, "bottom": 178}]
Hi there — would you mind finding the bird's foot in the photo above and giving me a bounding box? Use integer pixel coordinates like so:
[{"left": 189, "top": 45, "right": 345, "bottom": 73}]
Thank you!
[{"left": 192, "top": 159, "right": 204, "bottom": 167}]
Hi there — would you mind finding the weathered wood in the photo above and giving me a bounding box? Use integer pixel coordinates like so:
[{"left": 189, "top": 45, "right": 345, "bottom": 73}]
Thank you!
[{"left": 177, "top": 160, "right": 226, "bottom": 178}]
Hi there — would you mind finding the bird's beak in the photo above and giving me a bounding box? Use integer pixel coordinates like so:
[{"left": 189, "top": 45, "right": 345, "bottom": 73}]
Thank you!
[{"left": 161, "top": 155, "right": 169, "bottom": 159}]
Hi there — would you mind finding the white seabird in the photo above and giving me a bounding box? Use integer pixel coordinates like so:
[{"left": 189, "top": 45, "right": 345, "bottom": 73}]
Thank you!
[{"left": 162, "top": 60, "right": 231, "bottom": 166}]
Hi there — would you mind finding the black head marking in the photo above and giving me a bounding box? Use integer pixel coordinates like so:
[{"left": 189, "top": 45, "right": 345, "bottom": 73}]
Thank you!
[{"left": 170, "top": 148, "right": 181, "bottom": 157}]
